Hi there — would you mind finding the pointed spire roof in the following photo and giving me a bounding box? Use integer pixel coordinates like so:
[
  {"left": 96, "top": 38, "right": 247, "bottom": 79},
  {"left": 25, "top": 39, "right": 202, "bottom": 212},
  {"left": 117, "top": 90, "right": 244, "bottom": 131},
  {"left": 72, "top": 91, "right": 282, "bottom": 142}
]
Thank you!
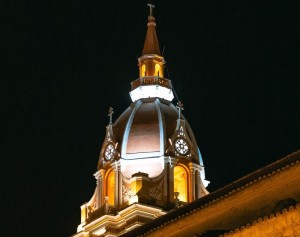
[{"left": 142, "top": 4, "right": 161, "bottom": 55}]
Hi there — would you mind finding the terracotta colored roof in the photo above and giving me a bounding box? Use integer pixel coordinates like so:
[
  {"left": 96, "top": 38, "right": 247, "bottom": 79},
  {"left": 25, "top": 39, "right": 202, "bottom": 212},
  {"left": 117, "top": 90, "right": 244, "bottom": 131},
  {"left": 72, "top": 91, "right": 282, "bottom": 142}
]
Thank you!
[
  {"left": 142, "top": 16, "right": 161, "bottom": 55},
  {"left": 120, "top": 150, "right": 300, "bottom": 237}
]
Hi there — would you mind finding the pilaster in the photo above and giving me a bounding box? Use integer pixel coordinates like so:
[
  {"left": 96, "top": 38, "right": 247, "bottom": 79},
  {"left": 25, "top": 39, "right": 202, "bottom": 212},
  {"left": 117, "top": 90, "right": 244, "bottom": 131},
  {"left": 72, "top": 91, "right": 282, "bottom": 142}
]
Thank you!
[
  {"left": 110, "top": 161, "right": 119, "bottom": 206},
  {"left": 94, "top": 169, "right": 105, "bottom": 208},
  {"left": 117, "top": 161, "right": 122, "bottom": 206},
  {"left": 195, "top": 169, "right": 201, "bottom": 199},
  {"left": 188, "top": 162, "right": 199, "bottom": 201},
  {"left": 165, "top": 157, "right": 178, "bottom": 202}
]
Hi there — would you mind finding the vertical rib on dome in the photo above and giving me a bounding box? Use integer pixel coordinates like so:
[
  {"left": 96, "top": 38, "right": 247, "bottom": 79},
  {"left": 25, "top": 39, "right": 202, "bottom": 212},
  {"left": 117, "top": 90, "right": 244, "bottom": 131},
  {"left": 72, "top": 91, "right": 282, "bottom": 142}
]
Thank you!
[{"left": 142, "top": 15, "right": 161, "bottom": 55}]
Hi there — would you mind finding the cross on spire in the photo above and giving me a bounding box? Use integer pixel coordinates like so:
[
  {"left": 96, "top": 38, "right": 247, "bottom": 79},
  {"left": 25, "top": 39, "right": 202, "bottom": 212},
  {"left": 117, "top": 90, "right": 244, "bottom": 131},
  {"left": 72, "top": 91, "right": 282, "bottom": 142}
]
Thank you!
[
  {"left": 147, "top": 3, "right": 155, "bottom": 17},
  {"left": 108, "top": 107, "right": 114, "bottom": 124},
  {"left": 176, "top": 101, "right": 184, "bottom": 119}
]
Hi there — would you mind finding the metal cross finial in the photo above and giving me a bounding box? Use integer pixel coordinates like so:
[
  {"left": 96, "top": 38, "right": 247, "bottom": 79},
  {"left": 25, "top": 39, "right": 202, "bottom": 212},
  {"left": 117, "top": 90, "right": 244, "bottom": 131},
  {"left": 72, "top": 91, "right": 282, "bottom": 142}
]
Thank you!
[
  {"left": 147, "top": 3, "right": 155, "bottom": 17},
  {"left": 108, "top": 107, "right": 114, "bottom": 124},
  {"left": 176, "top": 101, "right": 184, "bottom": 119}
]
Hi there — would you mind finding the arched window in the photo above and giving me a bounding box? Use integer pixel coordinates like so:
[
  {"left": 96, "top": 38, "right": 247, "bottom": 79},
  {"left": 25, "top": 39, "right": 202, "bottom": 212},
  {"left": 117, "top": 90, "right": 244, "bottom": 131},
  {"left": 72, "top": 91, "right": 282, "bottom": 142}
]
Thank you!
[
  {"left": 106, "top": 170, "right": 115, "bottom": 205},
  {"left": 141, "top": 64, "right": 146, "bottom": 77},
  {"left": 174, "top": 166, "right": 188, "bottom": 202},
  {"left": 155, "top": 64, "right": 160, "bottom": 76}
]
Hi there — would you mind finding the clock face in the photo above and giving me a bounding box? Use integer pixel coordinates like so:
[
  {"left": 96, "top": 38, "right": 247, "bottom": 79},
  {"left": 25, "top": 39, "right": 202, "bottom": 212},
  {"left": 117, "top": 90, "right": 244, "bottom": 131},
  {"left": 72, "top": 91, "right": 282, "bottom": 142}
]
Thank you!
[
  {"left": 104, "top": 143, "right": 115, "bottom": 160},
  {"left": 175, "top": 138, "right": 189, "bottom": 155}
]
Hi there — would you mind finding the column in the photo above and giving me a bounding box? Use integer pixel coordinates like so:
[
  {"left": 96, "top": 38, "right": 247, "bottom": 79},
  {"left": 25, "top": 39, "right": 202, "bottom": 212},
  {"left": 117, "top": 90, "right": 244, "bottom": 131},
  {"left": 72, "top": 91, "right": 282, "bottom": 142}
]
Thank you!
[
  {"left": 188, "top": 162, "right": 196, "bottom": 201},
  {"left": 100, "top": 169, "right": 106, "bottom": 205},
  {"left": 169, "top": 157, "right": 178, "bottom": 202},
  {"left": 117, "top": 161, "right": 123, "bottom": 207},
  {"left": 94, "top": 169, "right": 104, "bottom": 208},
  {"left": 195, "top": 168, "right": 201, "bottom": 199},
  {"left": 111, "top": 161, "right": 119, "bottom": 206}
]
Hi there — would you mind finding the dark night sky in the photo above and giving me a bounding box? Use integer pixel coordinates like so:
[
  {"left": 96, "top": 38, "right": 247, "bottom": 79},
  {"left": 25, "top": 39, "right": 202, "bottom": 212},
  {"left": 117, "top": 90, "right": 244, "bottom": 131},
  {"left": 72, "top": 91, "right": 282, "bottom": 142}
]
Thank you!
[{"left": 2, "top": 1, "right": 299, "bottom": 236}]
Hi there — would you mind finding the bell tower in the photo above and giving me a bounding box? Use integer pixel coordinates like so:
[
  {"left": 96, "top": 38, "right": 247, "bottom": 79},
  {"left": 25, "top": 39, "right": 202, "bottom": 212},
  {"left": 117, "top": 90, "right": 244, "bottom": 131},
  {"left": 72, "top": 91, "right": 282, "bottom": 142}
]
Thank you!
[{"left": 73, "top": 4, "right": 209, "bottom": 237}]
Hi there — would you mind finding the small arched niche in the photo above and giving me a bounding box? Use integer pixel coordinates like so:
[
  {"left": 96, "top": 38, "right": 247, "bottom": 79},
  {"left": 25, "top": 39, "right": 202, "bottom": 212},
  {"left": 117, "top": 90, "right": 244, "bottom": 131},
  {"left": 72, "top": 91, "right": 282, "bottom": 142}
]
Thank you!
[
  {"left": 174, "top": 165, "right": 188, "bottom": 202},
  {"left": 106, "top": 169, "right": 115, "bottom": 205}
]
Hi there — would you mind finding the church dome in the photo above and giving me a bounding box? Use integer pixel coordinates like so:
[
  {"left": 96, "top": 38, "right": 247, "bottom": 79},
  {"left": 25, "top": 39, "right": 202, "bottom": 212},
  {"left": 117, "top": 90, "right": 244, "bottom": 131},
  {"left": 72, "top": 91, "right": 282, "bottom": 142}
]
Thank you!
[
  {"left": 99, "top": 98, "right": 206, "bottom": 180},
  {"left": 97, "top": 7, "right": 208, "bottom": 184},
  {"left": 75, "top": 6, "right": 210, "bottom": 234},
  {"left": 114, "top": 98, "right": 200, "bottom": 161}
]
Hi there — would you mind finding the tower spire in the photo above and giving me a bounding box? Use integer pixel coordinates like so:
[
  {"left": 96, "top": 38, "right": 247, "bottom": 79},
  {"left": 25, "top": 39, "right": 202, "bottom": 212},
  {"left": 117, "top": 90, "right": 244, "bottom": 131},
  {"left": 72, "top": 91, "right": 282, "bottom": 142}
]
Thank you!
[
  {"left": 142, "top": 3, "right": 161, "bottom": 55},
  {"left": 130, "top": 3, "right": 174, "bottom": 102}
]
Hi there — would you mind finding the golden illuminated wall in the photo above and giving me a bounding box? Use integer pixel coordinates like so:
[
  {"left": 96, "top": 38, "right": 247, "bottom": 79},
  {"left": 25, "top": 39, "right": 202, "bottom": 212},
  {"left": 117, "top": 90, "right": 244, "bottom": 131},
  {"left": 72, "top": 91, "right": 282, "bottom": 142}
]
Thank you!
[
  {"left": 106, "top": 170, "right": 115, "bottom": 205},
  {"left": 222, "top": 204, "right": 300, "bottom": 237},
  {"left": 174, "top": 166, "right": 188, "bottom": 202}
]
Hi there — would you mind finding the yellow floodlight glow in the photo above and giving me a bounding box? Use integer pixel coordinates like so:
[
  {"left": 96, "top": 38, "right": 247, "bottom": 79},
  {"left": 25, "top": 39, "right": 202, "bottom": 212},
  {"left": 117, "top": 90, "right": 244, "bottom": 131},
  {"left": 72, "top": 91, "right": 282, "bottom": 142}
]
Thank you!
[
  {"left": 107, "top": 170, "right": 115, "bottom": 205},
  {"left": 174, "top": 166, "right": 188, "bottom": 202}
]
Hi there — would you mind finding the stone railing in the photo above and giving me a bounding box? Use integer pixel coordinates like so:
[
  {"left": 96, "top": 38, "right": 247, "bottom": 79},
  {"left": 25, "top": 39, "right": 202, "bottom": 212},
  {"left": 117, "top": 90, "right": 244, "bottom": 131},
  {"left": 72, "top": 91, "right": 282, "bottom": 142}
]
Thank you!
[
  {"left": 87, "top": 206, "right": 118, "bottom": 224},
  {"left": 131, "top": 77, "right": 172, "bottom": 90}
]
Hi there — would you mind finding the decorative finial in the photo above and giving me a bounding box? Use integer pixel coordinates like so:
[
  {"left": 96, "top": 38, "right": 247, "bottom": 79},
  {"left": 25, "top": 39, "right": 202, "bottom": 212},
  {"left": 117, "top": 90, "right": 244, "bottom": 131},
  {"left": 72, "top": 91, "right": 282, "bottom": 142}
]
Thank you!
[
  {"left": 108, "top": 107, "right": 114, "bottom": 124},
  {"left": 176, "top": 101, "right": 184, "bottom": 119},
  {"left": 147, "top": 3, "right": 155, "bottom": 17}
]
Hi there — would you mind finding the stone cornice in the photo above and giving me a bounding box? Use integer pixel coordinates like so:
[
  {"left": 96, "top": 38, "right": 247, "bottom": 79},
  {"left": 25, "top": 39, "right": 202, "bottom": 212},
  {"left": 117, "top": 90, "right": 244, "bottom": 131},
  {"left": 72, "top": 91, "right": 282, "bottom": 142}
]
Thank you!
[{"left": 80, "top": 204, "right": 165, "bottom": 236}]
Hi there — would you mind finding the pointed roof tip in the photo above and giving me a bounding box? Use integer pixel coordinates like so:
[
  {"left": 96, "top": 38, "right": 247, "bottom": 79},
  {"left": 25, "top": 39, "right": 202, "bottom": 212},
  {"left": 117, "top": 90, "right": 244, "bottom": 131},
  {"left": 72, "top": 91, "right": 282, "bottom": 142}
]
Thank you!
[{"left": 142, "top": 4, "right": 161, "bottom": 56}]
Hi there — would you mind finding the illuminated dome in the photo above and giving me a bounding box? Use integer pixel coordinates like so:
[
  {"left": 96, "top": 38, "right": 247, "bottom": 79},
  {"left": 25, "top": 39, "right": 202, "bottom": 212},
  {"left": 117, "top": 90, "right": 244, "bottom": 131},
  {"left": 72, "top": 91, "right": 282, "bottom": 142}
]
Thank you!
[
  {"left": 75, "top": 5, "right": 210, "bottom": 234},
  {"left": 97, "top": 4, "right": 209, "bottom": 187},
  {"left": 99, "top": 98, "right": 207, "bottom": 183}
]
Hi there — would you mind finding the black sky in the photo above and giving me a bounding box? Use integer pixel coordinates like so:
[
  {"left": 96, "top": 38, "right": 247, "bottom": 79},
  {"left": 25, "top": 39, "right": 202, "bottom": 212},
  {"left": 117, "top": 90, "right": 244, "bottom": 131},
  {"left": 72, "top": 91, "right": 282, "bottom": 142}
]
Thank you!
[{"left": 2, "top": 1, "right": 299, "bottom": 236}]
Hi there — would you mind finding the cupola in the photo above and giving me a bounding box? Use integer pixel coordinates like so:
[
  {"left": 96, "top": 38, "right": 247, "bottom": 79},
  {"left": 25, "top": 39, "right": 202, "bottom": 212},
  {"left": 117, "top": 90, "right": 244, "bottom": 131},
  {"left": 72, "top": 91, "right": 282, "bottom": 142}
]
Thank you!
[{"left": 130, "top": 4, "right": 174, "bottom": 102}]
